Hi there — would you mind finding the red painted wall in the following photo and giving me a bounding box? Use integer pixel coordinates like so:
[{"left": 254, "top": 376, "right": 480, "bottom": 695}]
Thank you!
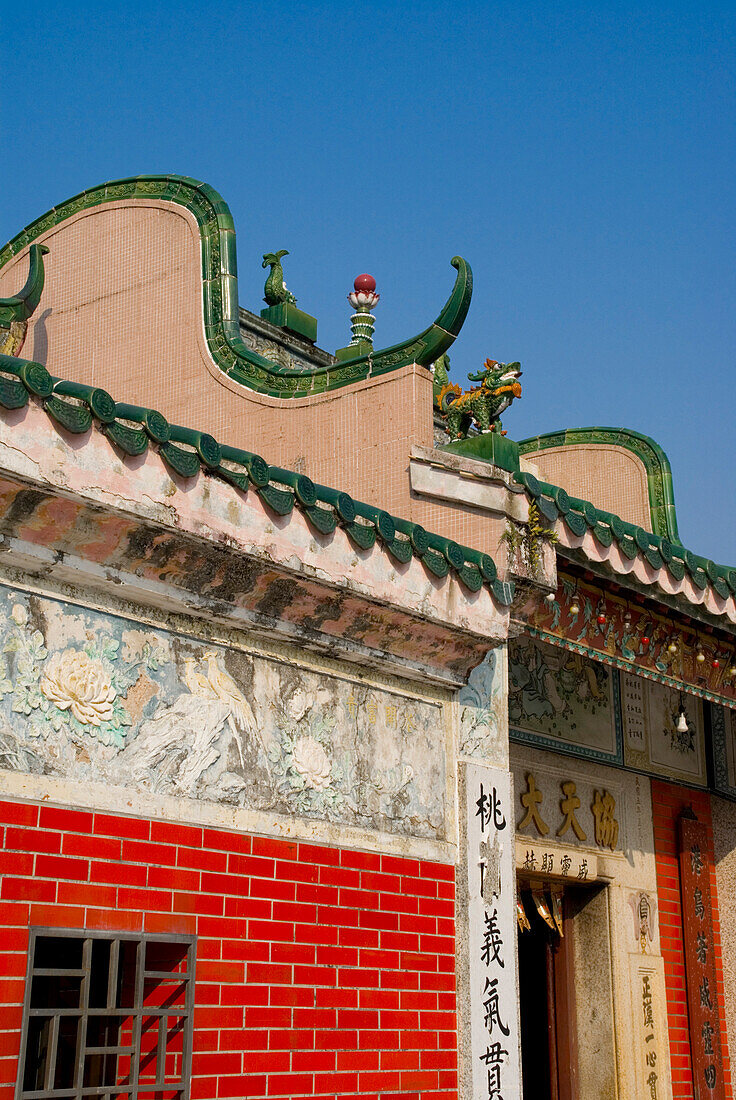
[
  {"left": 0, "top": 798, "right": 457, "bottom": 1100},
  {"left": 651, "top": 780, "right": 732, "bottom": 1100}
]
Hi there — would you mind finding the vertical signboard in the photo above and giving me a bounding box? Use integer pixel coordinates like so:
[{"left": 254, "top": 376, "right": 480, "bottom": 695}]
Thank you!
[
  {"left": 466, "top": 762, "right": 522, "bottom": 1099},
  {"left": 678, "top": 814, "right": 726, "bottom": 1099}
]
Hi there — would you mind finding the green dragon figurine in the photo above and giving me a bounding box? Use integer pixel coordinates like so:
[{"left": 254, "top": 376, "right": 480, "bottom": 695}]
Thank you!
[
  {"left": 262, "top": 250, "right": 297, "bottom": 306},
  {"left": 438, "top": 357, "right": 522, "bottom": 438}
]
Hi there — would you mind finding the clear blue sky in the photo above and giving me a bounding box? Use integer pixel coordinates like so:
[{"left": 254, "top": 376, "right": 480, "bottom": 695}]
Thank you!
[{"left": 4, "top": 2, "right": 735, "bottom": 562}]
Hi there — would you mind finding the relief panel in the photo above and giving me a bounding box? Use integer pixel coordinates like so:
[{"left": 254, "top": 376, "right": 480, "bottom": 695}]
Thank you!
[{"left": 0, "top": 581, "right": 449, "bottom": 841}]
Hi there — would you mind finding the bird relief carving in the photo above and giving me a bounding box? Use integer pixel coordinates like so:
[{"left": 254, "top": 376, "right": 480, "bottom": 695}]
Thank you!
[{"left": 120, "top": 649, "right": 268, "bottom": 798}]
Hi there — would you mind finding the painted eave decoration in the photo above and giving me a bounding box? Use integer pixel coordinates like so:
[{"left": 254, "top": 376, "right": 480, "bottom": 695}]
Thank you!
[
  {"left": 0, "top": 174, "right": 472, "bottom": 400},
  {"left": 515, "top": 467, "right": 736, "bottom": 630},
  {"left": 0, "top": 353, "right": 511, "bottom": 683}
]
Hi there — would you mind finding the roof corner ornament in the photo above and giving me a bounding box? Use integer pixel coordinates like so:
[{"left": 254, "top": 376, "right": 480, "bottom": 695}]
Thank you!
[
  {"left": 438, "top": 357, "right": 522, "bottom": 439},
  {"left": 0, "top": 243, "right": 49, "bottom": 357},
  {"left": 262, "top": 250, "right": 296, "bottom": 306}
]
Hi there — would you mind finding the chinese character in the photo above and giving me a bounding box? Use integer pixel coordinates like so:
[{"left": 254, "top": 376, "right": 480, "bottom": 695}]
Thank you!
[
  {"left": 522, "top": 849, "right": 537, "bottom": 871},
  {"left": 702, "top": 1020, "right": 715, "bottom": 1056},
  {"left": 477, "top": 784, "right": 506, "bottom": 833},
  {"left": 542, "top": 853, "right": 554, "bottom": 874},
  {"left": 405, "top": 710, "right": 416, "bottom": 732},
  {"left": 560, "top": 855, "right": 572, "bottom": 876},
  {"left": 487, "top": 1066, "right": 503, "bottom": 1099},
  {"left": 591, "top": 789, "right": 619, "bottom": 850},
  {"left": 577, "top": 859, "right": 589, "bottom": 880},
  {"left": 346, "top": 693, "right": 358, "bottom": 718},
  {"left": 483, "top": 977, "right": 510, "bottom": 1037},
  {"left": 479, "top": 1042, "right": 508, "bottom": 1065},
  {"left": 705, "top": 1064, "right": 717, "bottom": 1089},
  {"left": 647, "top": 1070, "right": 658, "bottom": 1097},
  {"left": 694, "top": 887, "right": 705, "bottom": 919},
  {"left": 385, "top": 704, "right": 397, "bottom": 727},
  {"left": 481, "top": 908, "right": 505, "bottom": 969},
  {"left": 519, "top": 773, "right": 549, "bottom": 836},
  {"left": 366, "top": 698, "right": 378, "bottom": 724},
  {"left": 697, "top": 932, "right": 708, "bottom": 964},
  {"left": 642, "top": 974, "right": 654, "bottom": 1030},
  {"left": 700, "top": 976, "right": 713, "bottom": 1010},
  {"left": 690, "top": 844, "right": 704, "bottom": 875},
  {"left": 557, "top": 781, "right": 587, "bottom": 841},
  {"left": 646, "top": 1052, "right": 657, "bottom": 1068}
]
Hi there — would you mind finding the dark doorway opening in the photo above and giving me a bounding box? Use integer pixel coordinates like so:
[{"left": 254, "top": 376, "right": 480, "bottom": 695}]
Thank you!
[{"left": 517, "top": 886, "right": 578, "bottom": 1100}]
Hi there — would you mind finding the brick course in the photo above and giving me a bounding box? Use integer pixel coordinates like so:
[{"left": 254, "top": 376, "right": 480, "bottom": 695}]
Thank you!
[
  {"left": 651, "top": 780, "right": 733, "bottom": 1100},
  {"left": 0, "top": 798, "right": 457, "bottom": 1100}
]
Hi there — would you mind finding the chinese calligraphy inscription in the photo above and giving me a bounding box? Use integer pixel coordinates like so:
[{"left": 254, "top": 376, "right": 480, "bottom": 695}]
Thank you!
[
  {"left": 466, "top": 762, "right": 521, "bottom": 1099},
  {"left": 678, "top": 815, "right": 726, "bottom": 1099}
]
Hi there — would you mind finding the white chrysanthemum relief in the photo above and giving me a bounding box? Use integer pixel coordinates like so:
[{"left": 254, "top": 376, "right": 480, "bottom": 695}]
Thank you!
[{"left": 40, "top": 649, "right": 116, "bottom": 727}]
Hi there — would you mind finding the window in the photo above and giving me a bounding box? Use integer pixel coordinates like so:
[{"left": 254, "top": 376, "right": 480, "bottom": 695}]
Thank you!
[{"left": 18, "top": 930, "right": 196, "bottom": 1100}]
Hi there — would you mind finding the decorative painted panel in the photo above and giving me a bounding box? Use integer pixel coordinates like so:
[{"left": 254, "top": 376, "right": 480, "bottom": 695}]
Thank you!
[
  {"left": 457, "top": 646, "right": 508, "bottom": 764},
  {"left": 509, "top": 634, "right": 623, "bottom": 764},
  {"left": 526, "top": 572, "right": 736, "bottom": 707},
  {"left": 622, "top": 673, "right": 706, "bottom": 786},
  {"left": 0, "top": 581, "right": 449, "bottom": 840}
]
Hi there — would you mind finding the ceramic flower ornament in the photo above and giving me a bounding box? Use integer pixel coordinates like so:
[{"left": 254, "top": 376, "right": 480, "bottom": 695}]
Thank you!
[
  {"left": 40, "top": 649, "right": 116, "bottom": 726},
  {"left": 292, "top": 734, "right": 332, "bottom": 790}
]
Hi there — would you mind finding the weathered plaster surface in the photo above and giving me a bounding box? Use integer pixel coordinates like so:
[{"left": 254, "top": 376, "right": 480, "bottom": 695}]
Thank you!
[{"left": 0, "top": 399, "right": 509, "bottom": 686}]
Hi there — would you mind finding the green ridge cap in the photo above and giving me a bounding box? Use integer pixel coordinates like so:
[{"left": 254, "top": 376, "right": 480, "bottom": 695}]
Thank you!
[
  {"left": 0, "top": 176, "right": 472, "bottom": 400},
  {"left": 512, "top": 466, "right": 735, "bottom": 616},
  {"left": 0, "top": 354, "right": 512, "bottom": 609}
]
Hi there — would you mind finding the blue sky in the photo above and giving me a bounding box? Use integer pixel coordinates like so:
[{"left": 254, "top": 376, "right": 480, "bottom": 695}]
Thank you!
[{"left": 4, "top": 1, "right": 735, "bottom": 561}]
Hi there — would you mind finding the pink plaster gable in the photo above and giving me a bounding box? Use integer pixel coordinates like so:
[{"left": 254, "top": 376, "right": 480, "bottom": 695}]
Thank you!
[
  {"left": 0, "top": 399, "right": 509, "bottom": 683},
  {"left": 0, "top": 201, "right": 433, "bottom": 522}
]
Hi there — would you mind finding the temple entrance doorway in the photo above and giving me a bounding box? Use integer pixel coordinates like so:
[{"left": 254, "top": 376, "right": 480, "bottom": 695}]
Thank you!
[{"left": 517, "top": 884, "right": 578, "bottom": 1100}]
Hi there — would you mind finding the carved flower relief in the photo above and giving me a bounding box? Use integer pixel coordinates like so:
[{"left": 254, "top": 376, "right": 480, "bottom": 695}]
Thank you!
[
  {"left": 292, "top": 735, "right": 332, "bottom": 790},
  {"left": 10, "top": 604, "right": 28, "bottom": 626},
  {"left": 40, "top": 649, "right": 116, "bottom": 726}
]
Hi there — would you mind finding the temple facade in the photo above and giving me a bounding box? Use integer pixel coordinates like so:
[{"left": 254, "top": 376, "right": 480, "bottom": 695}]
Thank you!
[{"left": 0, "top": 175, "right": 734, "bottom": 1100}]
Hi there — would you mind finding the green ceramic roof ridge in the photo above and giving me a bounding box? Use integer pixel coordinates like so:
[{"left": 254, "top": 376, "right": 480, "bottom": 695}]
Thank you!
[
  {"left": 0, "top": 352, "right": 513, "bottom": 610},
  {"left": 0, "top": 244, "right": 49, "bottom": 327},
  {"left": 517, "top": 425, "right": 680, "bottom": 545},
  {"left": 513, "top": 466, "right": 736, "bottom": 612},
  {"left": 0, "top": 174, "right": 472, "bottom": 400}
]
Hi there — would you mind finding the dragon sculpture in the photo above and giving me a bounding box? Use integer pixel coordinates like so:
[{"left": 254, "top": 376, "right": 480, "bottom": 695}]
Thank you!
[
  {"left": 262, "top": 250, "right": 297, "bottom": 306},
  {"left": 0, "top": 244, "right": 49, "bottom": 356},
  {"left": 438, "top": 357, "right": 522, "bottom": 438}
]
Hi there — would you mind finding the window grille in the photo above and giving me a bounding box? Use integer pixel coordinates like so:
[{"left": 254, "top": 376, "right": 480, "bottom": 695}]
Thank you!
[{"left": 17, "top": 929, "right": 195, "bottom": 1100}]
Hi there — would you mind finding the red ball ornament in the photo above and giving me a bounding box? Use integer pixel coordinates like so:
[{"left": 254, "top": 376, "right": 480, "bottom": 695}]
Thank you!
[
  {"left": 642, "top": 636, "right": 650, "bottom": 646},
  {"left": 354, "top": 273, "right": 376, "bottom": 294},
  {"left": 713, "top": 659, "right": 720, "bottom": 668},
  {"left": 597, "top": 614, "right": 606, "bottom": 625}
]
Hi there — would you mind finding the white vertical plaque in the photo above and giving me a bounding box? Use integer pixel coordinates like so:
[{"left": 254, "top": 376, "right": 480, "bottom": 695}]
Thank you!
[{"left": 466, "top": 761, "right": 521, "bottom": 1099}]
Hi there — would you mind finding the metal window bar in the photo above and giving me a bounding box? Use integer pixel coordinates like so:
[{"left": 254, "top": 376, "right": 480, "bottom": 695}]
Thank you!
[{"left": 16, "top": 930, "right": 196, "bottom": 1100}]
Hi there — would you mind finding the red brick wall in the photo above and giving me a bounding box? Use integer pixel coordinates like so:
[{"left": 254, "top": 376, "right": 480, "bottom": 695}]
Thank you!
[
  {"left": 0, "top": 798, "right": 457, "bottom": 1100},
  {"left": 651, "top": 780, "right": 732, "bottom": 1100}
]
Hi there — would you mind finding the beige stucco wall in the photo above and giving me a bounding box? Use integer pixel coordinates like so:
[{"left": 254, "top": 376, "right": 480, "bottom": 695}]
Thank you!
[
  {"left": 525, "top": 442, "right": 652, "bottom": 529},
  {"left": 0, "top": 202, "right": 433, "bottom": 520}
]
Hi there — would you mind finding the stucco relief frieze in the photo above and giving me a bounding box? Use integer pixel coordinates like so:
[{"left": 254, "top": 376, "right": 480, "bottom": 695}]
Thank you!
[{"left": 0, "top": 581, "right": 450, "bottom": 841}]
